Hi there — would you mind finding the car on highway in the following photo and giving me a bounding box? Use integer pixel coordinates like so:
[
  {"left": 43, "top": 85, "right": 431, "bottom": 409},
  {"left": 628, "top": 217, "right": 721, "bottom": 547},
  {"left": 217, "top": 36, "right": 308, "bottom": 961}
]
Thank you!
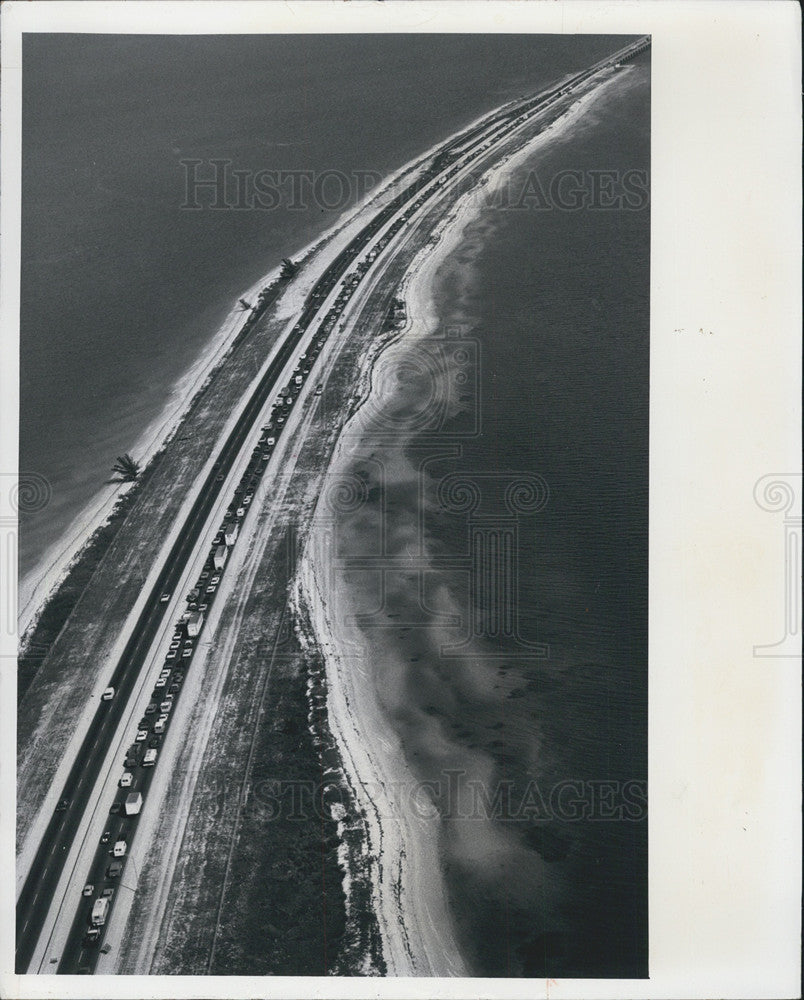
[
  {"left": 142, "top": 749, "right": 158, "bottom": 767},
  {"left": 109, "top": 802, "right": 122, "bottom": 815},
  {"left": 169, "top": 682, "right": 181, "bottom": 694},
  {"left": 84, "top": 928, "right": 101, "bottom": 946},
  {"left": 119, "top": 772, "right": 133, "bottom": 788},
  {"left": 160, "top": 593, "right": 171, "bottom": 603},
  {"left": 211, "top": 575, "right": 220, "bottom": 586},
  {"left": 315, "top": 384, "right": 323, "bottom": 396},
  {"left": 82, "top": 884, "right": 94, "bottom": 897},
  {"left": 135, "top": 729, "right": 148, "bottom": 742},
  {"left": 101, "top": 831, "right": 110, "bottom": 844},
  {"left": 101, "top": 887, "right": 115, "bottom": 900},
  {"left": 164, "top": 651, "right": 176, "bottom": 662},
  {"left": 56, "top": 799, "right": 69, "bottom": 813},
  {"left": 145, "top": 702, "right": 157, "bottom": 715},
  {"left": 182, "top": 646, "right": 193, "bottom": 657},
  {"left": 155, "top": 676, "right": 168, "bottom": 688},
  {"left": 101, "top": 687, "right": 115, "bottom": 701},
  {"left": 266, "top": 437, "right": 276, "bottom": 446},
  {"left": 107, "top": 861, "right": 123, "bottom": 878},
  {"left": 159, "top": 700, "right": 173, "bottom": 713},
  {"left": 154, "top": 716, "right": 168, "bottom": 734},
  {"left": 148, "top": 735, "right": 161, "bottom": 749},
  {"left": 197, "top": 603, "right": 208, "bottom": 613}
]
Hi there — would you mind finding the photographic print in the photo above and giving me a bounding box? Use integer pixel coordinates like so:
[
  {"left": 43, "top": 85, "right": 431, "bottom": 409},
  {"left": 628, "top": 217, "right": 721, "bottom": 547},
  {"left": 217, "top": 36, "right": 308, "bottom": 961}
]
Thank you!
[{"left": 1, "top": 3, "right": 799, "bottom": 997}]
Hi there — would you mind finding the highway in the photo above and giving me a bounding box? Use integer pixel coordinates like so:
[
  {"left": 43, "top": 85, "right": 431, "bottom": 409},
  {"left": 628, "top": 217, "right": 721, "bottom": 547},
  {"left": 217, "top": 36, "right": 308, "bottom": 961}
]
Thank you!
[{"left": 16, "top": 37, "right": 650, "bottom": 975}]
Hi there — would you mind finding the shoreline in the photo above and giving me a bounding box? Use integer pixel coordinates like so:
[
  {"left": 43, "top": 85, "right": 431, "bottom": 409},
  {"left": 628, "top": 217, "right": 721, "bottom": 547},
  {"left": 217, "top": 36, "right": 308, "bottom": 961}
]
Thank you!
[
  {"left": 296, "top": 67, "right": 631, "bottom": 975},
  {"left": 16, "top": 141, "right": 443, "bottom": 648},
  {"left": 16, "top": 70, "right": 580, "bottom": 645}
]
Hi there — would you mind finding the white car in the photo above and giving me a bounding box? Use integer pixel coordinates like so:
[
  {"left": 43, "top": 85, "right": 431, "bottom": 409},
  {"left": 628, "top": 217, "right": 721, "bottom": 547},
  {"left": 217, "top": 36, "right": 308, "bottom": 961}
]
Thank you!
[
  {"left": 135, "top": 729, "right": 148, "bottom": 743},
  {"left": 119, "top": 772, "right": 133, "bottom": 788},
  {"left": 101, "top": 687, "right": 115, "bottom": 701},
  {"left": 155, "top": 677, "right": 167, "bottom": 689},
  {"left": 159, "top": 701, "right": 173, "bottom": 714},
  {"left": 266, "top": 437, "right": 275, "bottom": 446},
  {"left": 82, "top": 884, "right": 94, "bottom": 897}
]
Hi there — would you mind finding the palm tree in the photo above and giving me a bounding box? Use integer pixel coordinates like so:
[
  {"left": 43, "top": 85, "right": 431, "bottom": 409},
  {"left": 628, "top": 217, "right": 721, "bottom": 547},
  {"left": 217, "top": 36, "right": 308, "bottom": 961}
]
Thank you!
[
  {"left": 111, "top": 453, "right": 140, "bottom": 482},
  {"left": 280, "top": 257, "right": 298, "bottom": 280}
]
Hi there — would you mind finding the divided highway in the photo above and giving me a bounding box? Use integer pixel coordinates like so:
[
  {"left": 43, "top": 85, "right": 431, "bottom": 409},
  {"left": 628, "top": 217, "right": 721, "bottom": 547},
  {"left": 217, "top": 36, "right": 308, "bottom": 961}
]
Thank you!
[{"left": 16, "top": 37, "right": 649, "bottom": 975}]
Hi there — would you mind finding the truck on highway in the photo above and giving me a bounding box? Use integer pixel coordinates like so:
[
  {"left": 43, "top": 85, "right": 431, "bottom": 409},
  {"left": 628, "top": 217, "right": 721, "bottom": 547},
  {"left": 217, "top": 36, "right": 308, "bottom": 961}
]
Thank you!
[
  {"left": 213, "top": 545, "right": 228, "bottom": 571},
  {"left": 187, "top": 611, "right": 204, "bottom": 637},
  {"left": 90, "top": 898, "right": 109, "bottom": 926},
  {"left": 124, "top": 791, "right": 143, "bottom": 816}
]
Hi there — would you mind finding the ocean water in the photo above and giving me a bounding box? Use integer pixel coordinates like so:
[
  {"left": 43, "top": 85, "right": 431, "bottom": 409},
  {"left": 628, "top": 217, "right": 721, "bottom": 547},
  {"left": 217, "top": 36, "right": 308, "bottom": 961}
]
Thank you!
[
  {"left": 328, "top": 59, "right": 649, "bottom": 977},
  {"left": 19, "top": 32, "right": 626, "bottom": 580}
]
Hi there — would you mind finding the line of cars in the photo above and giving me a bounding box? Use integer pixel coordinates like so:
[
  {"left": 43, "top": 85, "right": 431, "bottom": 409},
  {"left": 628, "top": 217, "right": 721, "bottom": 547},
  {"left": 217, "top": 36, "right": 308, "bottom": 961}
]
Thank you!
[{"left": 75, "top": 356, "right": 328, "bottom": 954}]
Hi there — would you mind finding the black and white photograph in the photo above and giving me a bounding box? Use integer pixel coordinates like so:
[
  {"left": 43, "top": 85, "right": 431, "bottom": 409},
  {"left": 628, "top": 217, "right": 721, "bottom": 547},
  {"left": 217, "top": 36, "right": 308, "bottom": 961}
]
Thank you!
[{"left": 0, "top": 2, "right": 799, "bottom": 997}]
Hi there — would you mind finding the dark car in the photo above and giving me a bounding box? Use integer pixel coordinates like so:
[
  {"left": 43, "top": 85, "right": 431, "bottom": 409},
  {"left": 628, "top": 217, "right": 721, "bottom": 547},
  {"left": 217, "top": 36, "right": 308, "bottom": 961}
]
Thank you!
[
  {"left": 101, "top": 830, "right": 110, "bottom": 844},
  {"left": 83, "top": 929, "right": 101, "bottom": 947},
  {"left": 109, "top": 802, "right": 122, "bottom": 815},
  {"left": 147, "top": 735, "right": 161, "bottom": 749},
  {"left": 55, "top": 799, "right": 69, "bottom": 813},
  {"left": 107, "top": 861, "right": 123, "bottom": 878},
  {"left": 144, "top": 702, "right": 157, "bottom": 715},
  {"left": 138, "top": 717, "right": 152, "bottom": 730}
]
